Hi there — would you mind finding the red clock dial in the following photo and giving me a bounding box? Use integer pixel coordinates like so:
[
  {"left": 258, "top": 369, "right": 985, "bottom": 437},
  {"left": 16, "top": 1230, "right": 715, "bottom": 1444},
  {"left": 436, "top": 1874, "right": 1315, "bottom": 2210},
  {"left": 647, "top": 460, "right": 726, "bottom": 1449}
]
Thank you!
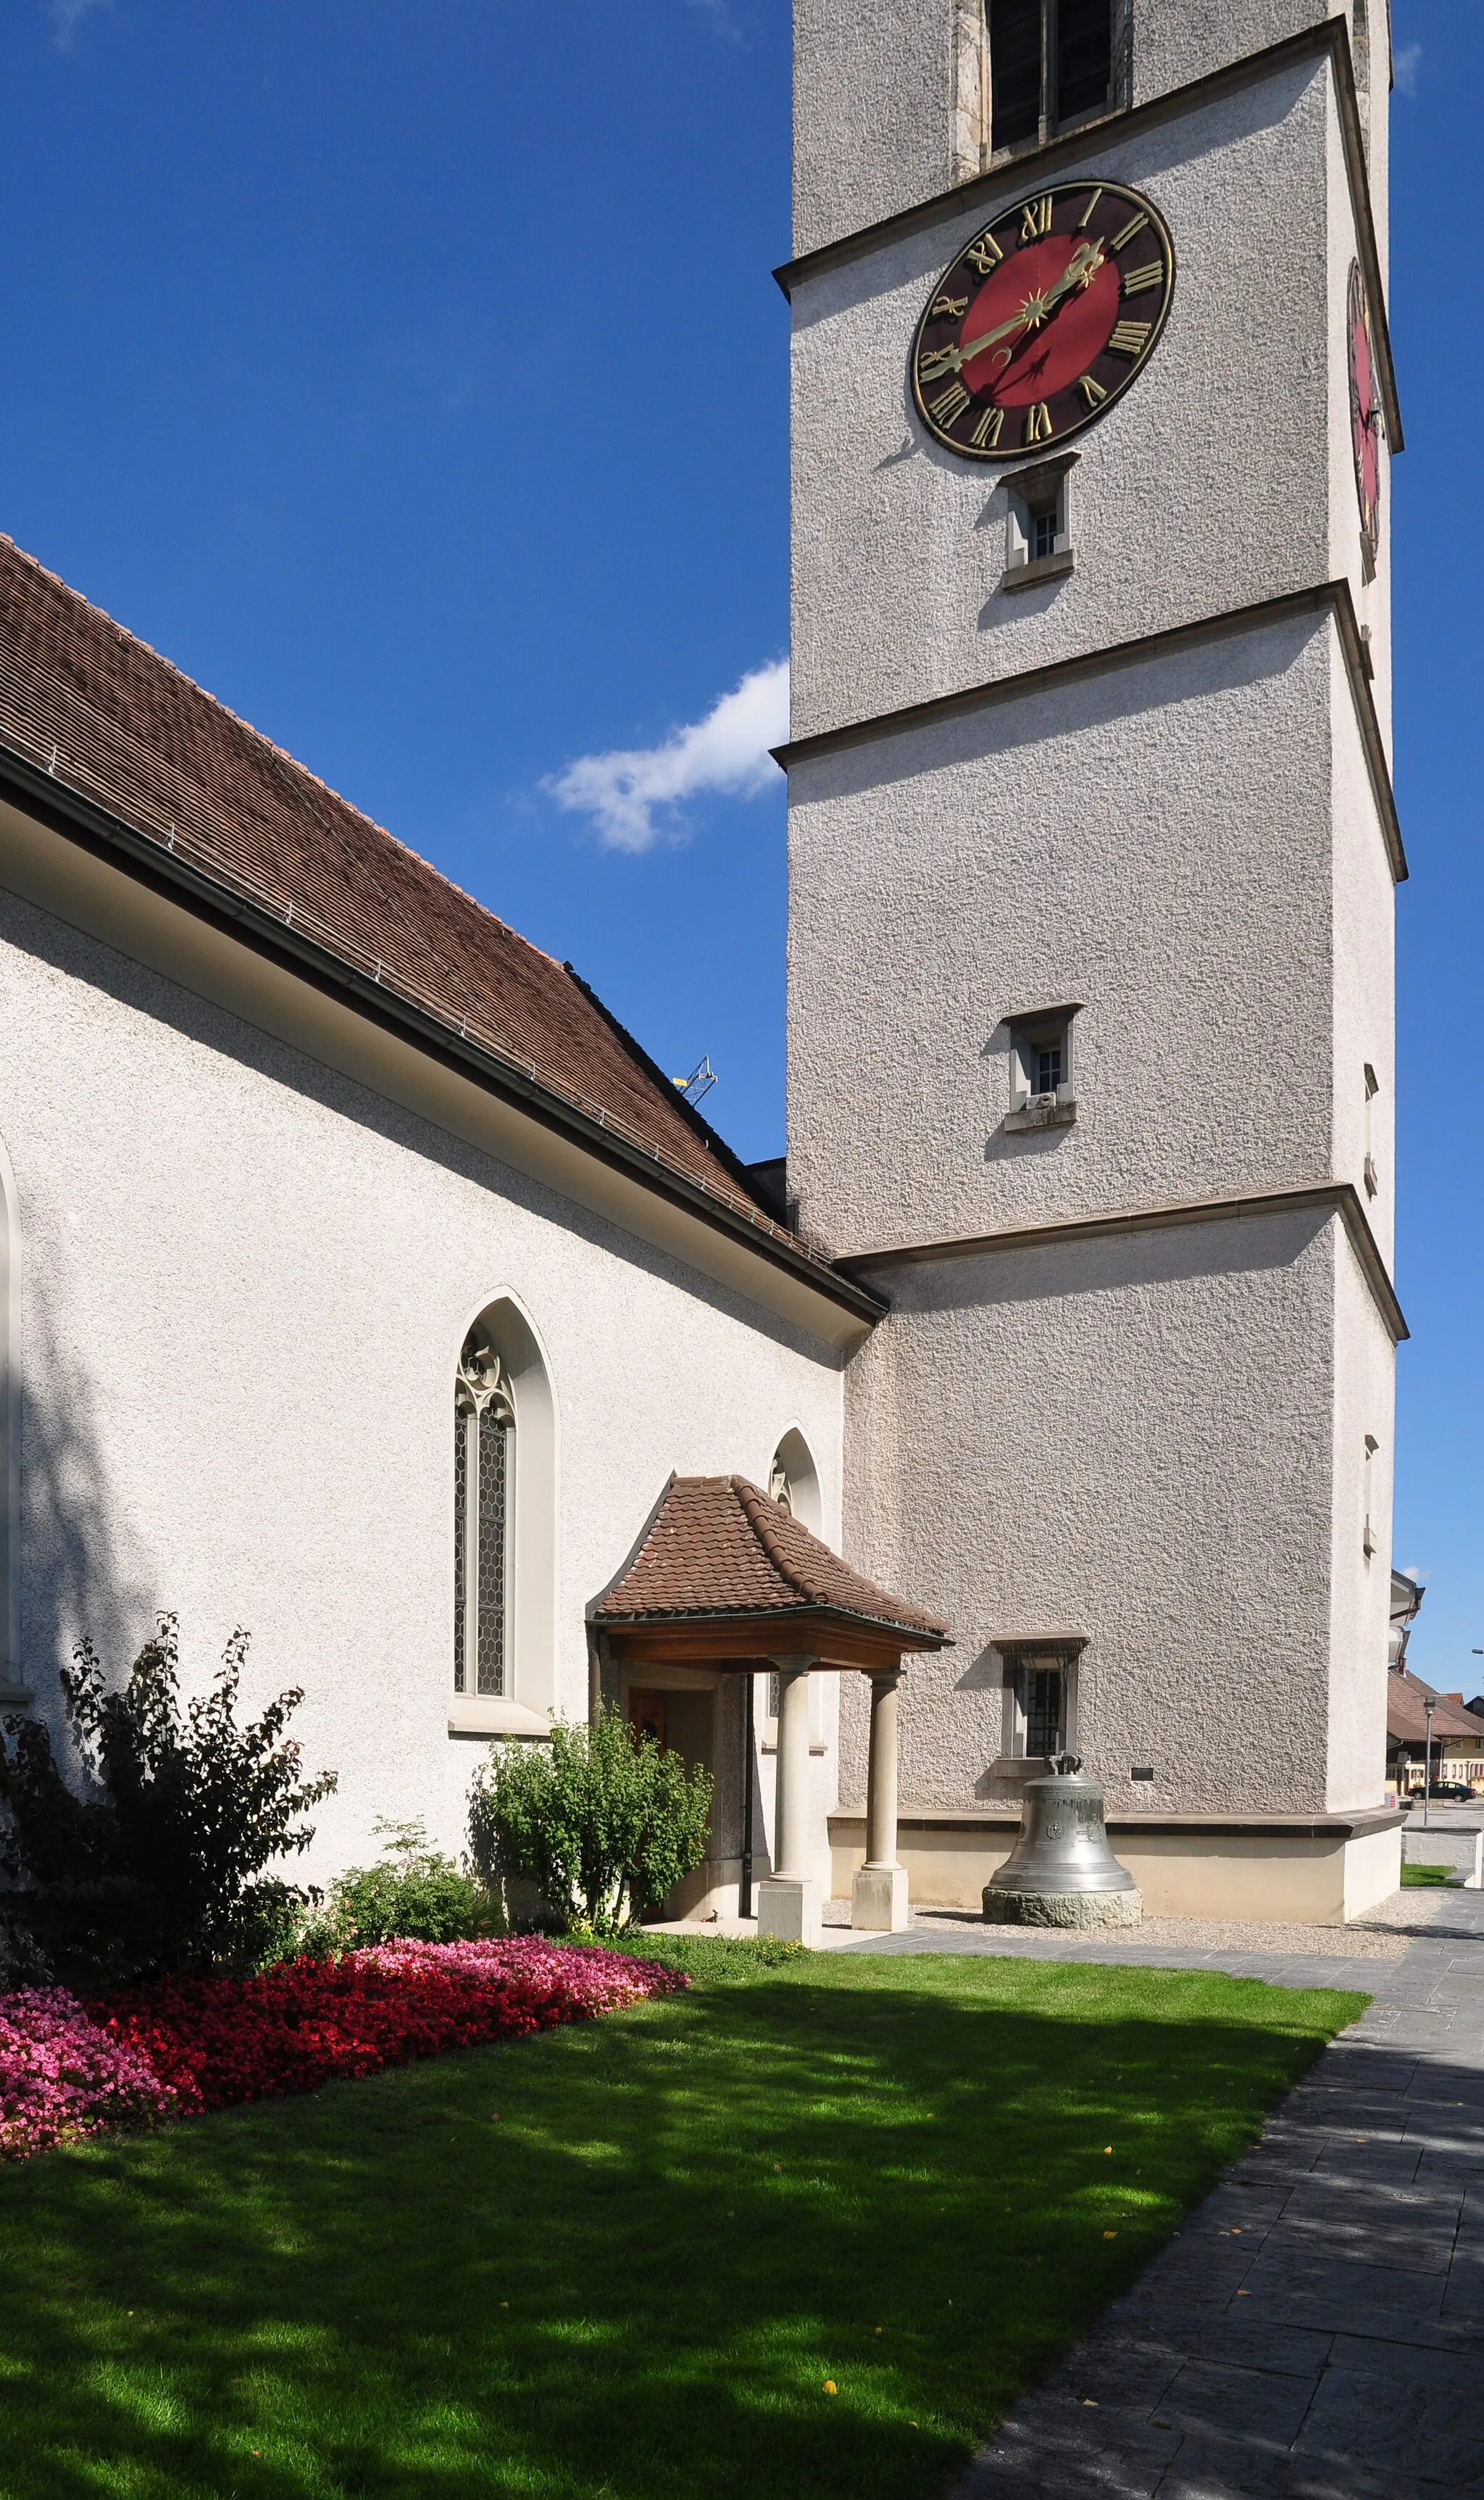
[
  {"left": 1348, "top": 259, "right": 1382, "bottom": 561},
  {"left": 912, "top": 180, "right": 1174, "bottom": 461}
]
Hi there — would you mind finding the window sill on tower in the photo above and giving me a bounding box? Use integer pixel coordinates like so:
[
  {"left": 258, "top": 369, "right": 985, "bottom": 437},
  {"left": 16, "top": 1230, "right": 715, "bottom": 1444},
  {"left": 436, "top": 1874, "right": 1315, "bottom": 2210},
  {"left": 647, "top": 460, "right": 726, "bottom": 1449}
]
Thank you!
[
  {"left": 448, "top": 1696, "right": 551, "bottom": 1737},
  {"left": 1005, "top": 1094, "right": 1077, "bottom": 1134},
  {"left": 1001, "top": 547, "right": 1075, "bottom": 594}
]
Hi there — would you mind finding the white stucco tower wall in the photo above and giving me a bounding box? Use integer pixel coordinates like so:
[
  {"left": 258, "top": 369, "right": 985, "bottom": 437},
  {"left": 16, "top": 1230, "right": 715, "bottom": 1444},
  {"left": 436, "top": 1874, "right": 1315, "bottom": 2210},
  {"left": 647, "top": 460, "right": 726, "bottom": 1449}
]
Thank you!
[{"left": 783, "top": 1, "right": 1404, "bottom": 1917}]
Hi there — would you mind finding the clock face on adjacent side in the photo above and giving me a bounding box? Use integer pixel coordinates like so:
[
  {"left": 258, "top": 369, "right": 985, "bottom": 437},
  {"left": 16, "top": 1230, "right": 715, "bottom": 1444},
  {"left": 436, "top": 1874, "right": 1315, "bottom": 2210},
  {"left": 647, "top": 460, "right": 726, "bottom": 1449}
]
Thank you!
[
  {"left": 911, "top": 180, "right": 1175, "bottom": 462},
  {"left": 1348, "top": 258, "right": 1382, "bottom": 560}
]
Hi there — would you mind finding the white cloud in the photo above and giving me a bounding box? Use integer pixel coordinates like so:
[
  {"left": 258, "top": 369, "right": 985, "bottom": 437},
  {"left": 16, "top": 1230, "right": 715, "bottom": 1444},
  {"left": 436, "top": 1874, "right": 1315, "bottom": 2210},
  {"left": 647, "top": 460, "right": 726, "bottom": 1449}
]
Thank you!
[
  {"left": 49, "top": 0, "right": 110, "bottom": 48},
  {"left": 544, "top": 659, "right": 788, "bottom": 853},
  {"left": 1393, "top": 41, "right": 1421, "bottom": 94}
]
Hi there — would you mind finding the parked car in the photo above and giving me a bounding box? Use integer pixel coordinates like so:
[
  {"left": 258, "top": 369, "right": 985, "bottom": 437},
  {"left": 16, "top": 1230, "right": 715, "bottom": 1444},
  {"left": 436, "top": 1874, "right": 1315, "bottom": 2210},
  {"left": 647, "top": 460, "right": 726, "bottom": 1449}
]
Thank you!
[{"left": 1410, "top": 1782, "right": 1475, "bottom": 1803}]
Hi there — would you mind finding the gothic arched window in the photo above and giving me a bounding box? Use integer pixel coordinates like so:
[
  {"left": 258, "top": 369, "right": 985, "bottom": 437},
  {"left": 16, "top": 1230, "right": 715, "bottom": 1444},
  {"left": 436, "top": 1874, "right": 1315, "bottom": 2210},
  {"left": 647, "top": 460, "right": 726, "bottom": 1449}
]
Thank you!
[{"left": 454, "top": 1328, "right": 515, "bottom": 1697}]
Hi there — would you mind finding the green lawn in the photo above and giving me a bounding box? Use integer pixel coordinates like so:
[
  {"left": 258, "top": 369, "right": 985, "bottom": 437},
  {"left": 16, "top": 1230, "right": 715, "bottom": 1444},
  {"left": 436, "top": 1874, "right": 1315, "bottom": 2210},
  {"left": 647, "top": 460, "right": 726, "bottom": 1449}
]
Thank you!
[
  {"left": 1401, "top": 1863, "right": 1456, "bottom": 1887},
  {"left": 0, "top": 1942, "right": 1363, "bottom": 2500}
]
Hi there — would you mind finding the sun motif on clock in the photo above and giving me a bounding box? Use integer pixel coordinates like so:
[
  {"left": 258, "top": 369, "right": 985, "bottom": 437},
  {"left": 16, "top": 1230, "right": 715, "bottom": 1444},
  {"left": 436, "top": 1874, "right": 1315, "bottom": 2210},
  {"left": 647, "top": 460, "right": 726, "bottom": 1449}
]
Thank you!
[
  {"left": 911, "top": 180, "right": 1175, "bottom": 460},
  {"left": 1348, "top": 258, "right": 1382, "bottom": 563}
]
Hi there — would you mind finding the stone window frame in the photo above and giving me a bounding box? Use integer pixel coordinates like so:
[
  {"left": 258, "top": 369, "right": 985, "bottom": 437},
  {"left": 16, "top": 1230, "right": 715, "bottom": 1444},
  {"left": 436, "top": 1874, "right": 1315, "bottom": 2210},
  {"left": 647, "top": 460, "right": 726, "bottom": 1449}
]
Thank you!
[
  {"left": 449, "top": 1294, "right": 557, "bottom": 1740},
  {"left": 981, "top": 0, "right": 1133, "bottom": 167},
  {"left": 762, "top": 1429, "right": 829, "bottom": 1755},
  {"left": 996, "top": 1637, "right": 1086, "bottom": 1766},
  {"left": 1004, "top": 1000, "right": 1082, "bottom": 1132},
  {"left": 1001, "top": 451, "right": 1079, "bottom": 594}
]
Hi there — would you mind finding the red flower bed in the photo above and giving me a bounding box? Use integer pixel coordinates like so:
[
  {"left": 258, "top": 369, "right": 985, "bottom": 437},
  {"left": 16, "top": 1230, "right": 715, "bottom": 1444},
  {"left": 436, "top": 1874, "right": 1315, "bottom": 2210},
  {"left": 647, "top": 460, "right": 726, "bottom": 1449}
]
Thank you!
[{"left": 86, "top": 1938, "right": 686, "bottom": 2117}]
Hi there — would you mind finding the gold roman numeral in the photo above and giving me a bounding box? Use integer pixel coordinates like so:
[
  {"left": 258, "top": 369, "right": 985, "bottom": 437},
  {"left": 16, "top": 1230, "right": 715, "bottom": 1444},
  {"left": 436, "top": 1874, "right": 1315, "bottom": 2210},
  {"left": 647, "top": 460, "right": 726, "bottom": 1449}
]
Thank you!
[
  {"left": 930, "top": 291, "right": 969, "bottom": 320},
  {"left": 1077, "top": 186, "right": 1104, "bottom": 229},
  {"left": 1078, "top": 373, "right": 1108, "bottom": 409},
  {"left": 918, "top": 343, "right": 962, "bottom": 384},
  {"left": 964, "top": 231, "right": 1005, "bottom": 275},
  {"left": 1107, "top": 318, "right": 1152, "bottom": 357},
  {"left": 1024, "top": 402, "right": 1053, "bottom": 445},
  {"left": 970, "top": 403, "right": 1004, "bottom": 449},
  {"left": 1109, "top": 210, "right": 1149, "bottom": 251},
  {"left": 930, "top": 380, "right": 972, "bottom": 425},
  {"left": 1121, "top": 260, "right": 1164, "bottom": 296},
  {"left": 1020, "top": 194, "right": 1054, "bottom": 242}
]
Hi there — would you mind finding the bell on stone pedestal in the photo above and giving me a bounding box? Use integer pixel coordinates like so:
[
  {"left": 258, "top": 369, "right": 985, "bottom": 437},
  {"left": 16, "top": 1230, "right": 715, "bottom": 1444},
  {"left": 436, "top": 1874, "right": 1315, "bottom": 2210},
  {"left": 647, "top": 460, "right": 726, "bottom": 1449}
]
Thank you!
[{"left": 983, "top": 1753, "right": 1142, "bottom": 1929}]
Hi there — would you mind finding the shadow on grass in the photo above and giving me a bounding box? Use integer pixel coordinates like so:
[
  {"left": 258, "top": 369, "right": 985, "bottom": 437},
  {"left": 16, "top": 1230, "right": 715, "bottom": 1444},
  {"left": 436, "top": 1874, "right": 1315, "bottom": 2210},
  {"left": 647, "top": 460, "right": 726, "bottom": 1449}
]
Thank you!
[{"left": 0, "top": 1956, "right": 1364, "bottom": 2500}]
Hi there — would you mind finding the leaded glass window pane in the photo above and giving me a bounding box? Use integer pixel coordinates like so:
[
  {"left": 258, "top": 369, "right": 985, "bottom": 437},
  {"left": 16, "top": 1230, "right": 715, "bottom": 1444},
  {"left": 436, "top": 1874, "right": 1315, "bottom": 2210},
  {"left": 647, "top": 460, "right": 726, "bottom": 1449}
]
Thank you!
[
  {"left": 454, "top": 1405, "right": 469, "bottom": 1693},
  {"left": 476, "top": 1404, "right": 508, "bottom": 1696},
  {"left": 454, "top": 1329, "right": 514, "bottom": 1700},
  {"left": 1025, "top": 1666, "right": 1064, "bottom": 1758}
]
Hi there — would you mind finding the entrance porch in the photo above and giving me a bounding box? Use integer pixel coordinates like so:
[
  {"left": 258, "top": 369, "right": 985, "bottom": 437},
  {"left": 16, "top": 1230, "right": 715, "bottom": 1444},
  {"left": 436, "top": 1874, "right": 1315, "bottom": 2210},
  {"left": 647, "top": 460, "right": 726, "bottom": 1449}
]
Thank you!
[{"left": 590, "top": 1471, "right": 949, "bottom": 1945}]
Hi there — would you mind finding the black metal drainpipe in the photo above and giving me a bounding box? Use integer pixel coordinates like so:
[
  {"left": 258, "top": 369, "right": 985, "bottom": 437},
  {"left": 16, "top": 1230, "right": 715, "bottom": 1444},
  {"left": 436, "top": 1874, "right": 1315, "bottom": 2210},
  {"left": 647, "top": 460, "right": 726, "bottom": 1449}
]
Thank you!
[{"left": 739, "top": 1671, "right": 756, "bottom": 1919}]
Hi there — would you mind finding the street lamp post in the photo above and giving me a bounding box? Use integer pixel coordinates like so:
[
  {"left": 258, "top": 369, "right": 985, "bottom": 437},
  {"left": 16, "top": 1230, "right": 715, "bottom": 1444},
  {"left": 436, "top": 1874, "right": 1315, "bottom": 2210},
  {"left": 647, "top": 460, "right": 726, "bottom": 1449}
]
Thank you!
[{"left": 1423, "top": 1699, "right": 1435, "bottom": 1830}]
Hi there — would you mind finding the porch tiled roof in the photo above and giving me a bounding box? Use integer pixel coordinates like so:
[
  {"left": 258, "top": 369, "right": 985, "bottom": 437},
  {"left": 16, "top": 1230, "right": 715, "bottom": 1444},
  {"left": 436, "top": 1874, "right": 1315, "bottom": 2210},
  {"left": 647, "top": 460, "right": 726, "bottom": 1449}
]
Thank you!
[
  {"left": 0, "top": 536, "right": 788, "bottom": 1246},
  {"left": 593, "top": 1475, "right": 949, "bottom": 1643},
  {"left": 1387, "top": 1669, "right": 1483, "bottom": 1746}
]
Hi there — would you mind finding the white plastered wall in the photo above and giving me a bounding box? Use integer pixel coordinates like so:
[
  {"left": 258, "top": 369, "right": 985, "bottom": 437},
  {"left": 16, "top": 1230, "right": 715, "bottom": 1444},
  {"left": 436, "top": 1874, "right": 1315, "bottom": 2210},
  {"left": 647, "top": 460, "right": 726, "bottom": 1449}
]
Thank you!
[
  {"left": 839, "top": 1205, "right": 1343, "bottom": 1817},
  {"left": 1325, "top": 1224, "right": 1395, "bottom": 1811},
  {"left": 791, "top": 0, "right": 1355, "bottom": 260},
  {"left": 788, "top": 612, "right": 1338, "bottom": 1258},
  {"left": 0, "top": 886, "right": 846, "bottom": 1880}
]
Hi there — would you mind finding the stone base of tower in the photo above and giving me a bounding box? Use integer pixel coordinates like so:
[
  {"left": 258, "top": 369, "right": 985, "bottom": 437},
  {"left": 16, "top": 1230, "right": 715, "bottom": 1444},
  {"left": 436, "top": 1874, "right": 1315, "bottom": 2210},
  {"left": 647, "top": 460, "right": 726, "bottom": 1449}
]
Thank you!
[{"left": 830, "top": 1809, "right": 1404, "bottom": 1928}]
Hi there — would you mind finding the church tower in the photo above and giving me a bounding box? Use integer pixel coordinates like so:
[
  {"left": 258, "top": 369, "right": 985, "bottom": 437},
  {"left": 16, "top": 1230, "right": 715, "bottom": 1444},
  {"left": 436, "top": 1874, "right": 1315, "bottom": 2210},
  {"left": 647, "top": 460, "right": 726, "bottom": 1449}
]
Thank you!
[{"left": 780, "top": 2, "right": 1405, "bottom": 1916}]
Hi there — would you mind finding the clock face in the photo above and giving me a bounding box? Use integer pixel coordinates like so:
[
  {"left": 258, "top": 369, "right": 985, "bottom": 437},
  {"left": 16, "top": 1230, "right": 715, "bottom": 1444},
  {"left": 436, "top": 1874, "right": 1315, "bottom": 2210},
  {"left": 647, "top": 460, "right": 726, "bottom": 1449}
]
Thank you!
[
  {"left": 911, "top": 180, "right": 1175, "bottom": 461},
  {"left": 1348, "top": 259, "right": 1382, "bottom": 560}
]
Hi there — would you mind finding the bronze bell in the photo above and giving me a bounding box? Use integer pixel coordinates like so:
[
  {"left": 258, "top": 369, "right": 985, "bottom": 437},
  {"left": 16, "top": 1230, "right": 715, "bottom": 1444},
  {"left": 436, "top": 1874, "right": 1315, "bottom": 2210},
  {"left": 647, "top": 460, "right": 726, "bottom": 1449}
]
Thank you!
[{"left": 983, "top": 1754, "right": 1142, "bottom": 1927}]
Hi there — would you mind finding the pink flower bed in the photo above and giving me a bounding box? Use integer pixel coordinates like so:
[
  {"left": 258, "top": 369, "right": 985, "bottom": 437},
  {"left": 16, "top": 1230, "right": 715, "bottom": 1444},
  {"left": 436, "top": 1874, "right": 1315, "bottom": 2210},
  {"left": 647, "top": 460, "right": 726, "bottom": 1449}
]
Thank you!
[
  {"left": 0, "top": 1940, "right": 685, "bottom": 2157},
  {"left": 0, "top": 1986, "right": 179, "bottom": 2158}
]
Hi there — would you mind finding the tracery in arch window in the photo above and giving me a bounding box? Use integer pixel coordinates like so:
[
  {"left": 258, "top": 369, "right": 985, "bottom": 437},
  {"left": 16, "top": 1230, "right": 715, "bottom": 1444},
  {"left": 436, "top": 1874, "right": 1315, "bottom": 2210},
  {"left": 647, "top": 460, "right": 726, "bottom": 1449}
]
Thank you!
[{"left": 454, "top": 1328, "right": 514, "bottom": 1697}]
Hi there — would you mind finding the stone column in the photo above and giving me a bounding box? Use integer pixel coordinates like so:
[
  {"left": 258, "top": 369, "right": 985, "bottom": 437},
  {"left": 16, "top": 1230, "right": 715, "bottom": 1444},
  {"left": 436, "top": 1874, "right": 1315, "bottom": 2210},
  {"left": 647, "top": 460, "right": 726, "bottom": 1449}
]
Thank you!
[
  {"left": 852, "top": 1666, "right": 909, "bottom": 1932},
  {"left": 756, "top": 1655, "right": 821, "bottom": 1947}
]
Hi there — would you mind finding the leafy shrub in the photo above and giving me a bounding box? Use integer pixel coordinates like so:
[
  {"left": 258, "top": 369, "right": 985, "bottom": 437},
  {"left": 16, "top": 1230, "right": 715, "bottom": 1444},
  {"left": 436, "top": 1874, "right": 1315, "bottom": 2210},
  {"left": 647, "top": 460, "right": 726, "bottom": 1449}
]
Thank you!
[
  {"left": 0, "top": 1617, "right": 335, "bottom": 1987},
  {"left": 323, "top": 1818, "right": 498, "bottom": 1948},
  {"left": 467, "top": 1706, "right": 712, "bottom": 1935}
]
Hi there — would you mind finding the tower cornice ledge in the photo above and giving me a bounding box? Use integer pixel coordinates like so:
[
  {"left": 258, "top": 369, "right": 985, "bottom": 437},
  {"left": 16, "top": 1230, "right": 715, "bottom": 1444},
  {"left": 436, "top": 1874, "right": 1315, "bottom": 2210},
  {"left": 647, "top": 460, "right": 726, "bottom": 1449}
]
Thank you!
[
  {"left": 774, "top": 578, "right": 1405, "bottom": 887},
  {"left": 775, "top": 16, "right": 1401, "bottom": 458},
  {"left": 835, "top": 1180, "right": 1408, "bottom": 1347}
]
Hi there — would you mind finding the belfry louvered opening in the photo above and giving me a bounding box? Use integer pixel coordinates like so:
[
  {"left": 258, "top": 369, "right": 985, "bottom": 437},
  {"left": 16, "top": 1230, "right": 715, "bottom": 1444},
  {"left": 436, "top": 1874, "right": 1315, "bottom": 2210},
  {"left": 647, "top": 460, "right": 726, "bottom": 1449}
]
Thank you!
[{"left": 987, "top": 0, "right": 1122, "bottom": 153}]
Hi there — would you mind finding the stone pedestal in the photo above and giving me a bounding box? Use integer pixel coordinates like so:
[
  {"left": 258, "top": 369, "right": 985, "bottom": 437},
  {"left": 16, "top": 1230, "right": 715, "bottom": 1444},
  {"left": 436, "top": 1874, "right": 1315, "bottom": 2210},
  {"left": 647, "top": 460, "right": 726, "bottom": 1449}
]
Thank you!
[
  {"left": 851, "top": 1861, "right": 909, "bottom": 1932},
  {"left": 757, "top": 1874, "right": 822, "bottom": 1947},
  {"left": 982, "top": 1884, "right": 1143, "bottom": 1929}
]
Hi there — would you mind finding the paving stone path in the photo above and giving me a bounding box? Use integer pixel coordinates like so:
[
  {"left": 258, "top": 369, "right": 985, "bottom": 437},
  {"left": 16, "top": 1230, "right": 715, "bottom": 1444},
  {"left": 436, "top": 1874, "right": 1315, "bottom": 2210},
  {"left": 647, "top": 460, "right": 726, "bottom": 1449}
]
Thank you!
[{"left": 849, "top": 1892, "right": 1484, "bottom": 2497}]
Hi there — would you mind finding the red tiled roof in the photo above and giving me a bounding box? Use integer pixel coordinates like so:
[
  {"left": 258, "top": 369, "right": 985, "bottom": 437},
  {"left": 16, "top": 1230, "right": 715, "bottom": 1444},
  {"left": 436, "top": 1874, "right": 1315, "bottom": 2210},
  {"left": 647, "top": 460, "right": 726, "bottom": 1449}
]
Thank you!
[
  {"left": 593, "top": 1475, "right": 949, "bottom": 1642},
  {"left": 0, "top": 536, "right": 789, "bottom": 1246},
  {"left": 1387, "top": 1669, "right": 1484, "bottom": 1747}
]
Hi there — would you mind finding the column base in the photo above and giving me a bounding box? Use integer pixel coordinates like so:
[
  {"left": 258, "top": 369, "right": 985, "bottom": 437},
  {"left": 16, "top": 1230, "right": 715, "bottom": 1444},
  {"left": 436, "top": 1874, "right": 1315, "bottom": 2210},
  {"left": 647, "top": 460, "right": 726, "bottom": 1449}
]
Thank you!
[
  {"left": 851, "top": 1863, "right": 909, "bottom": 1932},
  {"left": 757, "top": 1875, "right": 822, "bottom": 1948}
]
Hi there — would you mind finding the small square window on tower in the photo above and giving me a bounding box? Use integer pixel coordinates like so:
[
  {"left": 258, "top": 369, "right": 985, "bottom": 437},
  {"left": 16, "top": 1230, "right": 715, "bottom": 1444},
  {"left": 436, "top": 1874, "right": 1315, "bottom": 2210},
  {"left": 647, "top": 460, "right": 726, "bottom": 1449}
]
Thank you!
[
  {"left": 1001, "top": 452, "right": 1078, "bottom": 593},
  {"left": 1004, "top": 1003, "right": 1080, "bottom": 1131}
]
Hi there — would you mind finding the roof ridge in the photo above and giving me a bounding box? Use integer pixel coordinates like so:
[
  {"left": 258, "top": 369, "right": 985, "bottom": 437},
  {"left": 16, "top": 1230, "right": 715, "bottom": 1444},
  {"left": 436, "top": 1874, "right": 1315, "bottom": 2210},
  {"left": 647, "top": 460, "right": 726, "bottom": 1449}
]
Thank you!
[
  {"left": 0, "top": 533, "right": 566, "bottom": 970},
  {"left": 730, "top": 1475, "right": 832, "bottom": 1606}
]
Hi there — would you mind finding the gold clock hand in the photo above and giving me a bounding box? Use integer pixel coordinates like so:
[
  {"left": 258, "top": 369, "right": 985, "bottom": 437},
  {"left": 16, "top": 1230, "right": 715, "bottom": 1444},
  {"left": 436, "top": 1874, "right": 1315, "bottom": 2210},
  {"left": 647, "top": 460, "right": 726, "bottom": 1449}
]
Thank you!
[{"left": 920, "top": 238, "right": 1105, "bottom": 385}]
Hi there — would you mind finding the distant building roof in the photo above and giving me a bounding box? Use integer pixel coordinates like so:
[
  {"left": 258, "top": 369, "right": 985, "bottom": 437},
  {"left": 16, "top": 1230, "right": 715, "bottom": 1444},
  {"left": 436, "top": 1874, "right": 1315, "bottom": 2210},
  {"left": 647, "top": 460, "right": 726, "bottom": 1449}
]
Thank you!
[{"left": 1387, "top": 1666, "right": 1484, "bottom": 1748}]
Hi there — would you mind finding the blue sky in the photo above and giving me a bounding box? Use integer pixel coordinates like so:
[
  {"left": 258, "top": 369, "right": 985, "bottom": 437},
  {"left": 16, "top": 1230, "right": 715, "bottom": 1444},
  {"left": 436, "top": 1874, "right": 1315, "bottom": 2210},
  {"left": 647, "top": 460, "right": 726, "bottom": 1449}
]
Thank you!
[{"left": 0, "top": 1, "right": 1476, "bottom": 1685}]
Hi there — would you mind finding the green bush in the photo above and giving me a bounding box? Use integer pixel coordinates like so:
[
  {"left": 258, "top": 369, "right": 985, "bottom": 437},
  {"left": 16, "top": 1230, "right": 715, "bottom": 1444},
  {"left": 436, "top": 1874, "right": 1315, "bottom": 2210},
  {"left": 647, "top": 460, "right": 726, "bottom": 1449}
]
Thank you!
[
  {"left": 325, "top": 1818, "right": 498, "bottom": 1947},
  {"left": 0, "top": 1617, "right": 335, "bottom": 1986},
  {"left": 467, "top": 1706, "right": 712, "bottom": 1935}
]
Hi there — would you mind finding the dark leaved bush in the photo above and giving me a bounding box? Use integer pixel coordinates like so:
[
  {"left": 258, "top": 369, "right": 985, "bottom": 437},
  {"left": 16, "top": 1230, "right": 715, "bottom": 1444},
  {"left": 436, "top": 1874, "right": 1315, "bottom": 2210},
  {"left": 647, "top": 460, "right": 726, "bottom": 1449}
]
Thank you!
[{"left": 0, "top": 1617, "right": 335, "bottom": 1987}]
